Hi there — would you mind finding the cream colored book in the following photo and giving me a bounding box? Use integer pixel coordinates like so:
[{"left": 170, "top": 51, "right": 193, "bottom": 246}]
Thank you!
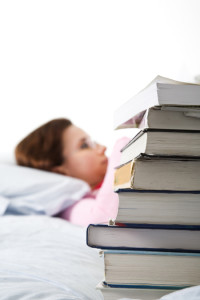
[{"left": 114, "top": 154, "right": 200, "bottom": 191}]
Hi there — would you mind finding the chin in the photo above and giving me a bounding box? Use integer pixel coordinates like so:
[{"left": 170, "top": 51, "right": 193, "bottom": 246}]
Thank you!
[{"left": 90, "top": 175, "right": 105, "bottom": 189}]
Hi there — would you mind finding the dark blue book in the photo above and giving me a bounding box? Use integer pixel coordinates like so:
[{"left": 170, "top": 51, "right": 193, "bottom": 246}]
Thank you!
[{"left": 87, "top": 223, "right": 200, "bottom": 252}]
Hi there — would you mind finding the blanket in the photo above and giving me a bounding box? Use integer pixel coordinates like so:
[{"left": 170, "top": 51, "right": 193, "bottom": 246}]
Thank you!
[{"left": 0, "top": 215, "right": 104, "bottom": 300}]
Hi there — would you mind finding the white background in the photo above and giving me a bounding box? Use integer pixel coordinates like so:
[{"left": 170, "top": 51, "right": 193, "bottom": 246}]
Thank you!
[{"left": 0, "top": 0, "right": 200, "bottom": 160}]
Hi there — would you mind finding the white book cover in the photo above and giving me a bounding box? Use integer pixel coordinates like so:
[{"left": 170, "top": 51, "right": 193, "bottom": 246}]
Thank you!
[{"left": 114, "top": 75, "right": 200, "bottom": 129}]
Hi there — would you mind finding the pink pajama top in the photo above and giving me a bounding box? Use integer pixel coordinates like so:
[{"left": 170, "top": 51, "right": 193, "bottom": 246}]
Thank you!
[{"left": 59, "top": 137, "right": 130, "bottom": 227}]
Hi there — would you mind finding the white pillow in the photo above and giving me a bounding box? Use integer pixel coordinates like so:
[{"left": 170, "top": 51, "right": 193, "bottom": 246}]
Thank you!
[{"left": 0, "top": 163, "right": 90, "bottom": 216}]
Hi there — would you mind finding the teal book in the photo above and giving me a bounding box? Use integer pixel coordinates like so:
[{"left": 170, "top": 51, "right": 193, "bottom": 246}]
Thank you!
[
  {"left": 103, "top": 250, "right": 200, "bottom": 288},
  {"left": 97, "top": 281, "right": 180, "bottom": 300}
]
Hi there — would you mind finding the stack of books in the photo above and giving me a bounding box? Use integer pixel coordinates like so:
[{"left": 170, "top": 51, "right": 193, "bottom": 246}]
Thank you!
[{"left": 87, "top": 76, "right": 200, "bottom": 300}]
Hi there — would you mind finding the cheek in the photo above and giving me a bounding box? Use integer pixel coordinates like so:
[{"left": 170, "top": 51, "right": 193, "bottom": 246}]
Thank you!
[
  {"left": 67, "top": 153, "right": 103, "bottom": 178},
  {"left": 76, "top": 155, "right": 98, "bottom": 174}
]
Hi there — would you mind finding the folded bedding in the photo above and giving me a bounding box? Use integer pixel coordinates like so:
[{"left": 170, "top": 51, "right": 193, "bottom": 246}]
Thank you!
[
  {"left": 0, "top": 216, "right": 104, "bottom": 300},
  {"left": 0, "top": 163, "right": 90, "bottom": 216}
]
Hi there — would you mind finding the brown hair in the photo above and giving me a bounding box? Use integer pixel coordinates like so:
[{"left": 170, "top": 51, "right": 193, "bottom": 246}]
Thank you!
[{"left": 15, "top": 118, "right": 72, "bottom": 171}]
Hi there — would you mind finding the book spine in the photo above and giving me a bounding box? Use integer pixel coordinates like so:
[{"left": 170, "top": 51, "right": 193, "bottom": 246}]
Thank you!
[
  {"left": 102, "top": 281, "right": 190, "bottom": 290},
  {"left": 104, "top": 250, "right": 200, "bottom": 256},
  {"left": 88, "top": 245, "right": 200, "bottom": 253},
  {"left": 116, "top": 189, "right": 200, "bottom": 194},
  {"left": 114, "top": 223, "right": 200, "bottom": 230}
]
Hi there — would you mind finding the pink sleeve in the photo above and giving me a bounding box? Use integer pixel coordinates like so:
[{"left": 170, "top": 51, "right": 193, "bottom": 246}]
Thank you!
[{"left": 59, "top": 137, "right": 130, "bottom": 227}]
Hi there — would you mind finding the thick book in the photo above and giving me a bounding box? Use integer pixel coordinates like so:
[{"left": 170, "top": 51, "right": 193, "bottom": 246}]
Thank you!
[
  {"left": 118, "top": 106, "right": 200, "bottom": 130},
  {"left": 96, "top": 281, "right": 178, "bottom": 300},
  {"left": 115, "top": 189, "right": 200, "bottom": 225},
  {"left": 141, "top": 106, "right": 200, "bottom": 131},
  {"left": 87, "top": 223, "right": 200, "bottom": 252},
  {"left": 114, "top": 154, "right": 200, "bottom": 191},
  {"left": 120, "top": 129, "right": 200, "bottom": 165},
  {"left": 103, "top": 250, "right": 200, "bottom": 287},
  {"left": 114, "top": 75, "right": 200, "bottom": 129}
]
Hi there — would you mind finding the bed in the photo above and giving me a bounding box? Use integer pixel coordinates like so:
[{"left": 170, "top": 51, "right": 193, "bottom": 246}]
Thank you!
[
  {"left": 0, "top": 163, "right": 199, "bottom": 300},
  {"left": 0, "top": 162, "right": 105, "bottom": 299},
  {"left": 0, "top": 215, "right": 104, "bottom": 300}
]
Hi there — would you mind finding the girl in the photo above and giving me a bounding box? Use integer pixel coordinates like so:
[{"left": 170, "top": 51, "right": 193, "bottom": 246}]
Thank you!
[{"left": 15, "top": 118, "right": 129, "bottom": 226}]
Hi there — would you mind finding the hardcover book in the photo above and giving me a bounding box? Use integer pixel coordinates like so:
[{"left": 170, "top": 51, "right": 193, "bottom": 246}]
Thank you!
[
  {"left": 87, "top": 223, "right": 200, "bottom": 252},
  {"left": 96, "top": 281, "right": 179, "bottom": 300},
  {"left": 119, "top": 129, "right": 200, "bottom": 165},
  {"left": 114, "top": 154, "right": 200, "bottom": 191},
  {"left": 141, "top": 106, "right": 200, "bottom": 131},
  {"left": 115, "top": 189, "right": 200, "bottom": 225},
  {"left": 114, "top": 75, "right": 200, "bottom": 129},
  {"left": 118, "top": 105, "right": 200, "bottom": 130},
  {"left": 103, "top": 250, "right": 200, "bottom": 287}
]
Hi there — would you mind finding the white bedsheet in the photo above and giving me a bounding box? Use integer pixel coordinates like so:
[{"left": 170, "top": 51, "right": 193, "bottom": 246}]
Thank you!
[{"left": 0, "top": 216, "right": 104, "bottom": 300}]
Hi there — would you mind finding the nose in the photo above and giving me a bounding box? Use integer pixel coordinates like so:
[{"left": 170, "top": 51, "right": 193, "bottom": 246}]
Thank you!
[{"left": 96, "top": 143, "right": 107, "bottom": 154}]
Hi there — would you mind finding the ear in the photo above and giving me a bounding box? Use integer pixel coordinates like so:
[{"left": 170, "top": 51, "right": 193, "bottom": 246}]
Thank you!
[{"left": 51, "top": 165, "right": 69, "bottom": 176}]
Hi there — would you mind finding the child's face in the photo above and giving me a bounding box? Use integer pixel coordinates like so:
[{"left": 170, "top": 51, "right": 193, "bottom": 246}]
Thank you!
[{"left": 59, "top": 125, "right": 108, "bottom": 189}]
